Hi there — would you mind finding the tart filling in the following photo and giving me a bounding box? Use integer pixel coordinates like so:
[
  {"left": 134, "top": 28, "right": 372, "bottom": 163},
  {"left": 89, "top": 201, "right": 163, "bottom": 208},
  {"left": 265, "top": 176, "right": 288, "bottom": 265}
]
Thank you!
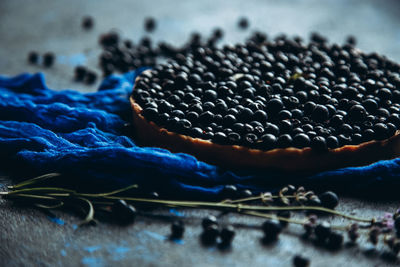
[{"left": 130, "top": 92, "right": 400, "bottom": 173}]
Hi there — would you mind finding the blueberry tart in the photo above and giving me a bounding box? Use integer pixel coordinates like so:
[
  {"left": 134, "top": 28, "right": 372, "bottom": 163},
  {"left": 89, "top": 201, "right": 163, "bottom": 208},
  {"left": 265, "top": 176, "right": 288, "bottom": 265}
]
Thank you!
[{"left": 130, "top": 36, "right": 400, "bottom": 173}]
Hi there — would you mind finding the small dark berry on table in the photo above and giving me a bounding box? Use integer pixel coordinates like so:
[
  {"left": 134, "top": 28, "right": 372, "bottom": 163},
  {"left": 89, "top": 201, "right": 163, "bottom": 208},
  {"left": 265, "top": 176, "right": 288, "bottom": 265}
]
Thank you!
[
  {"left": 369, "top": 227, "right": 381, "bottom": 245},
  {"left": 347, "top": 223, "right": 359, "bottom": 243},
  {"left": 82, "top": 16, "right": 94, "bottom": 29},
  {"left": 319, "top": 191, "right": 339, "bottom": 209},
  {"left": 85, "top": 71, "right": 97, "bottom": 85},
  {"left": 201, "top": 224, "right": 219, "bottom": 245},
  {"left": 27, "top": 51, "right": 39, "bottom": 64},
  {"left": 171, "top": 220, "right": 185, "bottom": 239},
  {"left": 221, "top": 184, "right": 238, "bottom": 199},
  {"left": 220, "top": 225, "right": 235, "bottom": 245},
  {"left": 315, "top": 222, "right": 331, "bottom": 242},
  {"left": 202, "top": 215, "right": 218, "bottom": 230},
  {"left": 144, "top": 17, "right": 156, "bottom": 32},
  {"left": 277, "top": 210, "right": 291, "bottom": 228},
  {"left": 74, "top": 65, "right": 87, "bottom": 81},
  {"left": 293, "top": 254, "right": 310, "bottom": 267},
  {"left": 112, "top": 200, "right": 137, "bottom": 225},
  {"left": 43, "top": 52, "right": 55, "bottom": 67},
  {"left": 262, "top": 219, "right": 282, "bottom": 242},
  {"left": 327, "top": 232, "right": 344, "bottom": 249},
  {"left": 238, "top": 17, "right": 249, "bottom": 29},
  {"left": 346, "top": 35, "right": 357, "bottom": 46},
  {"left": 212, "top": 28, "right": 224, "bottom": 39}
]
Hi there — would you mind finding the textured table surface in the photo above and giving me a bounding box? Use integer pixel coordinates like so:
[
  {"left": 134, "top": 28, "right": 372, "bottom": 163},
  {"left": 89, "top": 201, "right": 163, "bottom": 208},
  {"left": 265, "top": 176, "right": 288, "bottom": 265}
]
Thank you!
[{"left": 1, "top": 0, "right": 400, "bottom": 266}]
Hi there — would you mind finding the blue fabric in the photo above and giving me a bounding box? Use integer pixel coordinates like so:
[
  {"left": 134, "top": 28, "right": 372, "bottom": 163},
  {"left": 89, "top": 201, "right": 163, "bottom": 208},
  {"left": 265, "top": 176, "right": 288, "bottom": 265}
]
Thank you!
[{"left": 1, "top": 71, "right": 400, "bottom": 199}]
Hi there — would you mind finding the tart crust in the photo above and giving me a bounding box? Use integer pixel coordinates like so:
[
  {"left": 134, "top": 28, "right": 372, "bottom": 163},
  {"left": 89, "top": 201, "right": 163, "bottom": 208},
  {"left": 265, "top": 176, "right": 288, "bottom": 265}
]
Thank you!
[{"left": 130, "top": 73, "right": 400, "bottom": 173}]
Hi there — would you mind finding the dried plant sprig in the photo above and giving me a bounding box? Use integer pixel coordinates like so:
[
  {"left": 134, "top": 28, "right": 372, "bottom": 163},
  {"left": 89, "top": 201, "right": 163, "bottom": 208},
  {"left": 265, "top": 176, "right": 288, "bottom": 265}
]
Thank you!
[{"left": 1, "top": 173, "right": 396, "bottom": 235}]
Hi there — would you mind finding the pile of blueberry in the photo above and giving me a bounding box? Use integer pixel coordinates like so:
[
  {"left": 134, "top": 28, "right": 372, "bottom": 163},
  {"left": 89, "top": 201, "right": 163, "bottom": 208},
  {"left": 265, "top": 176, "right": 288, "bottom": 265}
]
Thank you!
[
  {"left": 97, "top": 20, "right": 231, "bottom": 77},
  {"left": 133, "top": 33, "right": 400, "bottom": 151}
]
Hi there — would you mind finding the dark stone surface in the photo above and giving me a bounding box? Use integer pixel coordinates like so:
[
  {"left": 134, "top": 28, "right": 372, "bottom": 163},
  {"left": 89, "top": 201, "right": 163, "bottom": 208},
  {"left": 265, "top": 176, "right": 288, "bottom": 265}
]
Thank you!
[{"left": 0, "top": 0, "right": 400, "bottom": 266}]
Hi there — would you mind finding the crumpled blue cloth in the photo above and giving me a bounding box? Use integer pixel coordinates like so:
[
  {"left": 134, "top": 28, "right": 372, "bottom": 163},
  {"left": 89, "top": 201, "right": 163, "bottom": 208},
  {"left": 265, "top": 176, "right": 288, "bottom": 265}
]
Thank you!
[{"left": 1, "top": 71, "right": 400, "bottom": 199}]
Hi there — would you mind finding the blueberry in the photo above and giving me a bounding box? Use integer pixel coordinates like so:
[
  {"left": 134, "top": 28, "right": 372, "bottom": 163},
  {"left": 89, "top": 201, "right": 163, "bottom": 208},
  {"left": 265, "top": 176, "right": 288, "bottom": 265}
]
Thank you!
[
  {"left": 262, "top": 219, "right": 282, "bottom": 242},
  {"left": 244, "top": 133, "right": 258, "bottom": 146},
  {"left": 293, "top": 133, "right": 311, "bottom": 148},
  {"left": 82, "top": 16, "right": 94, "bottom": 29},
  {"left": 319, "top": 191, "right": 339, "bottom": 209},
  {"left": 277, "top": 210, "right": 291, "bottom": 228},
  {"left": 214, "top": 131, "right": 228, "bottom": 144},
  {"left": 238, "top": 17, "right": 249, "bottom": 29},
  {"left": 28, "top": 51, "right": 39, "bottom": 64},
  {"left": 204, "top": 90, "right": 218, "bottom": 101},
  {"left": 362, "top": 99, "right": 378, "bottom": 112},
  {"left": 144, "top": 17, "right": 156, "bottom": 32},
  {"left": 278, "top": 110, "right": 292, "bottom": 120},
  {"left": 267, "top": 98, "right": 284, "bottom": 114},
  {"left": 265, "top": 123, "right": 280, "bottom": 136},
  {"left": 374, "top": 123, "right": 389, "bottom": 140},
  {"left": 112, "top": 200, "right": 137, "bottom": 225},
  {"left": 43, "top": 52, "right": 55, "bottom": 67},
  {"left": 311, "top": 104, "right": 329, "bottom": 122},
  {"left": 311, "top": 136, "right": 327, "bottom": 151},
  {"left": 238, "top": 107, "right": 254, "bottom": 121},
  {"left": 260, "top": 134, "right": 277, "bottom": 150},
  {"left": 315, "top": 222, "right": 331, "bottom": 241},
  {"left": 253, "top": 110, "right": 268, "bottom": 123},
  {"left": 142, "top": 107, "right": 159, "bottom": 122},
  {"left": 277, "top": 134, "right": 293, "bottom": 148},
  {"left": 326, "top": 135, "right": 339, "bottom": 149},
  {"left": 199, "top": 111, "right": 215, "bottom": 125},
  {"left": 201, "top": 224, "right": 219, "bottom": 245},
  {"left": 220, "top": 225, "right": 235, "bottom": 245},
  {"left": 74, "top": 66, "right": 87, "bottom": 81},
  {"left": 279, "top": 120, "right": 293, "bottom": 134},
  {"left": 327, "top": 232, "right": 343, "bottom": 249},
  {"left": 293, "top": 255, "right": 310, "bottom": 267},
  {"left": 171, "top": 220, "right": 185, "bottom": 239},
  {"left": 348, "top": 104, "right": 367, "bottom": 122}
]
